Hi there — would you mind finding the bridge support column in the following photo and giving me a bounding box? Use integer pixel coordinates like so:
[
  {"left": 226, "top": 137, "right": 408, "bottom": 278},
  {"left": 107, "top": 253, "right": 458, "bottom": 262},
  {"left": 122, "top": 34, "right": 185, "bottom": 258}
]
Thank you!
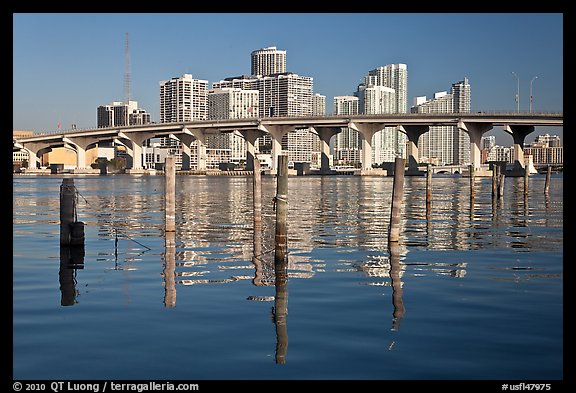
[
  {"left": 504, "top": 124, "right": 535, "bottom": 171},
  {"left": 314, "top": 127, "right": 340, "bottom": 174},
  {"left": 398, "top": 125, "right": 429, "bottom": 175},
  {"left": 22, "top": 144, "right": 42, "bottom": 169},
  {"left": 258, "top": 124, "right": 293, "bottom": 172},
  {"left": 243, "top": 130, "right": 264, "bottom": 171},
  {"left": 64, "top": 136, "right": 94, "bottom": 169},
  {"left": 180, "top": 128, "right": 207, "bottom": 170},
  {"left": 457, "top": 121, "right": 493, "bottom": 170},
  {"left": 177, "top": 134, "right": 194, "bottom": 171},
  {"left": 348, "top": 122, "right": 385, "bottom": 171},
  {"left": 120, "top": 132, "right": 155, "bottom": 170}
]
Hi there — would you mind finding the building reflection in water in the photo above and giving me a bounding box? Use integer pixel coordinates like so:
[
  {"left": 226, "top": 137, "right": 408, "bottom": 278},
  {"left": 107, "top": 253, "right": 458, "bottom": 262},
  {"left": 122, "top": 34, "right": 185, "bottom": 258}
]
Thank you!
[{"left": 59, "top": 246, "right": 84, "bottom": 306}]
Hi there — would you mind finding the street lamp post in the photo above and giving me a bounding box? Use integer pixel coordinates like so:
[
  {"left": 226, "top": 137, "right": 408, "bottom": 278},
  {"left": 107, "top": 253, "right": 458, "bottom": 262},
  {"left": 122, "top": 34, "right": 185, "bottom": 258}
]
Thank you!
[
  {"left": 530, "top": 76, "right": 538, "bottom": 113},
  {"left": 512, "top": 72, "right": 520, "bottom": 113}
]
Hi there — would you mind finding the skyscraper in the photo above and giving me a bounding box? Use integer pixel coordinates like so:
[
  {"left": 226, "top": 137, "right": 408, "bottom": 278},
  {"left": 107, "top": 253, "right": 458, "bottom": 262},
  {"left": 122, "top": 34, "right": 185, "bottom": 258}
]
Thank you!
[
  {"left": 312, "top": 93, "right": 326, "bottom": 115},
  {"left": 333, "top": 96, "right": 361, "bottom": 165},
  {"left": 357, "top": 64, "right": 408, "bottom": 164},
  {"left": 207, "top": 87, "right": 259, "bottom": 164},
  {"left": 97, "top": 101, "right": 151, "bottom": 128},
  {"left": 251, "top": 46, "right": 287, "bottom": 77},
  {"left": 411, "top": 78, "right": 471, "bottom": 165},
  {"left": 159, "top": 74, "right": 208, "bottom": 122}
]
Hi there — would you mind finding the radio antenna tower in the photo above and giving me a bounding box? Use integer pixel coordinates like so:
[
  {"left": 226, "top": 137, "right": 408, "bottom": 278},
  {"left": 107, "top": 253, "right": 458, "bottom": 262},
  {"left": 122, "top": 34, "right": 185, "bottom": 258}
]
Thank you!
[{"left": 124, "top": 32, "right": 131, "bottom": 104}]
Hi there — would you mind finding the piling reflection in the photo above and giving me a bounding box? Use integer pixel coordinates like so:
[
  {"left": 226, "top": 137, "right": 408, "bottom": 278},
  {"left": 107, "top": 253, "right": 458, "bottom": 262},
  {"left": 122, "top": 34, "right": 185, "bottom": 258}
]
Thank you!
[
  {"left": 59, "top": 247, "right": 84, "bottom": 306},
  {"left": 273, "top": 255, "right": 289, "bottom": 364},
  {"left": 388, "top": 242, "right": 405, "bottom": 332},
  {"left": 163, "top": 231, "right": 176, "bottom": 308}
]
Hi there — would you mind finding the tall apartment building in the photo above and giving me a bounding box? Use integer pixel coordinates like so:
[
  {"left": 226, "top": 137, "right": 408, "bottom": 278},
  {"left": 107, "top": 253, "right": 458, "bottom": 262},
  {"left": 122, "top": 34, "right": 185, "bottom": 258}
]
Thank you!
[
  {"left": 357, "top": 64, "right": 408, "bottom": 164},
  {"left": 364, "top": 64, "right": 407, "bottom": 113},
  {"left": 97, "top": 100, "right": 151, "bottom": 128},
  {"left": 333, "top": 96, "right": 361, "bottom": 165},
  {"left": 207, "top": 87, "right": 260, "bottom": 164},
  {"left": 259, "top": 72, "right": 313, "bottom": 117},
  {"left": 251, "top": 46, "right": 287, "bottom": 77},
  {"left": 208, "top": 87, "right": 259, "bottom": 120},
  {"left": 159, "top": 74, "right": 208, "bottom": 122},
  {"left": 312, "top": 93, "right": 326, "bottom": 115},
  {"left": 213, "top": 72, "right": 313, "bottom": 117},
  {"left": 411, "top": 78, "right": 471, "bottom": 165}
]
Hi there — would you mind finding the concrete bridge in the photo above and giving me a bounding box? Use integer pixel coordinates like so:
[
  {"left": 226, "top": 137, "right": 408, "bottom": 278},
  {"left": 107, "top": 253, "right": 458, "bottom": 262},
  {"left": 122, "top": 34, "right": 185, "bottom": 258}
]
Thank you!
[{"left": 13, "top": 112, "right": 563, "bottom": 173}]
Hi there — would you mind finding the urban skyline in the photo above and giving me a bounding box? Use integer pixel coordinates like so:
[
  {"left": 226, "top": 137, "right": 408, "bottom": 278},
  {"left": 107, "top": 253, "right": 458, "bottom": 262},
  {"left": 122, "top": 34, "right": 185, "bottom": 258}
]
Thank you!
[{"left": 13, "top": 13, "right": 563, "bottom": 145}]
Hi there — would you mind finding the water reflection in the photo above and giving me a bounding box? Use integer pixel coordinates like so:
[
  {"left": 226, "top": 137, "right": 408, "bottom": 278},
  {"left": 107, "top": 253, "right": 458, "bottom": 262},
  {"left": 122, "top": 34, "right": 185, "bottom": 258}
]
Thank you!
[
  {"left": 59, "top": 247, "right": 84, "bottom": 306},
  {"left": 14, "top": 174, "right": 563, "bottom": 306},
  {"left": 389, "top": 242, "right": 405, "bottom": 332},
  {"left": 273, "top": 255, "right": 289, "bottom": 364}
]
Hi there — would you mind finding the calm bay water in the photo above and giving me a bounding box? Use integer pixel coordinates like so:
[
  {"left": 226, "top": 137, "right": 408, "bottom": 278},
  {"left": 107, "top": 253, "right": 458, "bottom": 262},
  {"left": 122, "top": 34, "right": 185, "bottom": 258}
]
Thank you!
[{"left": 13, "top": 173, "right": 563, "bottom": 380}]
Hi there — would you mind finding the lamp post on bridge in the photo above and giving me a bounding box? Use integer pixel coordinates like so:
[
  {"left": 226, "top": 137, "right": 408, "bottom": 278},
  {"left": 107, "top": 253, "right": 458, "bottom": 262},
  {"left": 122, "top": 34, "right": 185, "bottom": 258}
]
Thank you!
[
  {"left": 512, "top": 72, "right": 520, "bottom": 113},
  {"left": 530, "top": 76, "right": 538, "bottom": 113}
]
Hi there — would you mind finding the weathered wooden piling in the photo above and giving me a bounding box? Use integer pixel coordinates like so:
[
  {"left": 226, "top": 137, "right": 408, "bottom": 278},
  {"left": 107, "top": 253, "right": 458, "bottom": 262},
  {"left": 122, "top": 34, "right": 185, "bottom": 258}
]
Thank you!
[
  {"left": 165, "top": 155, "right": 176, "bottom": 233},
  {"left": 274, "top": 155, "right": 289, "bottom": 264},
  {"left": 163, "top": 231, "right": 176, "bottom": 308},
  {"left": 544, "top": 165, "right": 551, "bottom": 194},
  {"left": 524, "top": 161, "right": 529, "bottom": 196},
  {"left": 492, "top": 164, "right": 499, "bottom": 199},
  {"left": 253, "top": 158, "right": 262, "bottom": 231},
  {"left": 388, "top": 157, "right": 405, "bottom": 243},
  {"left": 469, "top": 164, "right": 475, "bottom": 200},
  {"left": 426, "top": 164, "right": 432, "bottom": 218},
  {"left": 252, "top": 158, "right": 263, "bottom": 286},
  {"left": 60, "top": 179, "right": 76, "bottom": 246},
  {"left": 498, "top": 172, "right": 505, "bottom": 199}
]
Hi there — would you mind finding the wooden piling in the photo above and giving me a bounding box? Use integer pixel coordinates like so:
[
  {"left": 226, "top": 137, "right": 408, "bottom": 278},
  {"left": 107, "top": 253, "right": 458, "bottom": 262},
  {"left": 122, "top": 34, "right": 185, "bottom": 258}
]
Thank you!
[
  {"left": 544, "top": 165, "right": 551, "bottom": 194},
  {"left": 60, "top": 179, "right": 75, "bottom": 246},
  {"left": 253, "top": 158, "right": 262, "bottom": 230},
  {"left": 498, "top": 173, "right": 505, "bottom": 199},
  {"left": 388, "top": 157, "right": 405, "bottom": 243},
  {"left": 165, "top": 155, "right": 176, "bottom": 232},
  {"left": 524, "top": 161, "right": 529, "bottom": 196},
  {"left": 274, "top": 155, "right": 289, "bottom": 264},
  {"left": 252, "top": 158, "right": 263, "bottom": 286},
  {"left": 163, "top": 231, "right": 176, "bottom": 308},
  {"left": 426, "top": 164, "right": 432, "bottom": 219},
  {"left": 469, "top": 164, "right": 475, "bottom": 200},
  {"left": 492, "top": 164, "right": 498, "bottom": 199}
]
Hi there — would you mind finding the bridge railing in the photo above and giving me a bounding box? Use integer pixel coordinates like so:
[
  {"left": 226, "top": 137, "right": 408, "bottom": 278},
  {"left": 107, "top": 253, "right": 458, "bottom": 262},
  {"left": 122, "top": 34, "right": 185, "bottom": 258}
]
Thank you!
[{"left": 16, "top": 111, "right": 563, "bottom": 140}]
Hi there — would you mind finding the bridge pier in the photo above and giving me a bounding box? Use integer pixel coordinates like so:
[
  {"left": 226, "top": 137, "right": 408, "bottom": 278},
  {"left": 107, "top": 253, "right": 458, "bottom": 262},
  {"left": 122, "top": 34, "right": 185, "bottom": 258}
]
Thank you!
[
  {"left": 63, "top": 136, "right": 94, "bottom": 169},
  {"left": 314, "top": 126, "right": 340, "bottom": 174},
  {"left": 243, "top": 129, "right": 264, "bottom": 171},
  {"left": 121, "top": 132, "right": 155, "bottom": 170},
  {"left": 398, "top": 125, "right": 429, "bottom": 175},
  {"left": 457, "top": 121, "right": 493, "bottom": 170},
  {"left": 504, "top": 124, "right": 535, "bottom": 173},
  {"left": 176, "top": 133, "right": 195, "bottom": 170},
  {"left": 348, "top": 122, "right": 385, "bottom": 171},
  {"left": 258, "top": 124, "right": 293, "bottom": 172}
]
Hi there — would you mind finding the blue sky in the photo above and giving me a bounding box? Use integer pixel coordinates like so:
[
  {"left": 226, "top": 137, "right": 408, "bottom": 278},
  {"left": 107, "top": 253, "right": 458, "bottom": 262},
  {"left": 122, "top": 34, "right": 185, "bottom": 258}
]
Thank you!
[{"left": 13, "top": 13, "right": 563, "bottom": 145}]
